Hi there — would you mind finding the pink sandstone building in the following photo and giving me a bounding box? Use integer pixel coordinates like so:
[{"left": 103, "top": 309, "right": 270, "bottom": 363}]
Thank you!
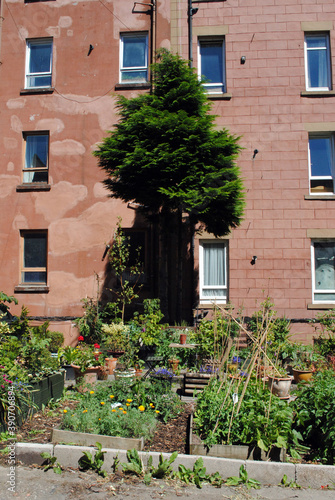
[{"left": 1, "top": 0, "right": 335, "bottom": 343}]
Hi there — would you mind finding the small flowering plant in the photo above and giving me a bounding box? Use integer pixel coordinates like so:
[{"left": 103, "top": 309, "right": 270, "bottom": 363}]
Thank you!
[
  {"left": 150, "top": 368, "right": 175, "bottom": 379},
  {"left": 70, "top": 344, "right": 104, "bottom": 372}
]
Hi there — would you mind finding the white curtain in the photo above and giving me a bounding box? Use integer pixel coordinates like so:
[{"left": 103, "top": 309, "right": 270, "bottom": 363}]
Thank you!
[{"left": 203, "top": 243, "right": 225, "bottom": 297}]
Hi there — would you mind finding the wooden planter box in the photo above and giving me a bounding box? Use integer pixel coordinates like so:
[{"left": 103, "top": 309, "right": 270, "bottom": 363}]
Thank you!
[
  {"left": 51, "top": 428, "right": 144, "bottom": 451},
  {"left": 189, "top": 414, "right": 286, "bottom": 462},
  {"left": 183, "top": 372, "right": 213, "bottom": 396}
]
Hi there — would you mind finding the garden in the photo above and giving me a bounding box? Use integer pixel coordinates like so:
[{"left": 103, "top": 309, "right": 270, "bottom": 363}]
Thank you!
[{"left": 1, "top": 287, "right": 335, "bottom": 468}]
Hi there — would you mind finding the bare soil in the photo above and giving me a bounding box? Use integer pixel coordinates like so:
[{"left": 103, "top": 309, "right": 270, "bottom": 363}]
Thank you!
[{"left": 0, "top": 396, "right": 194, "bottom": 461}]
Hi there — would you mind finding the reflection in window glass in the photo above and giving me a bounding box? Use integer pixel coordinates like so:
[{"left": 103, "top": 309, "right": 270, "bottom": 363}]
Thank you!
[
  {"left": 314, "top": 241, "right": 335, "bottom": 301},
  {"left": 305, "top": 33, "right": 331, "bottom": 90},
  {"left": 120, "top": 34, "right": 148, "bottom": 83}
]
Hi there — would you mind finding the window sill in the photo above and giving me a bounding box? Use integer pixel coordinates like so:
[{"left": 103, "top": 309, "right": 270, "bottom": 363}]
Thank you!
[
  {"left": 207, "top": 93, "right": 232, "bottom": 100},
  {"left": 305, "top": 194, "right": 335, "bottom": 200},
  {"left": 115, "top": 83, "right": 151, "bottom": 91},
  {"left": 307, "top": 303, "right": 335, "bottom": 310},
  {"left": 14, "top": 285, "right": 49, "bottom": 293},
  {"left": 20, "top": 87, "right": 54, "bottom": 95},
  {"left": 301, "top": 90, "right": 335, "bottom": 98},
  {"left": 16, "top": 183, "right": 51, "bottom": 192}
]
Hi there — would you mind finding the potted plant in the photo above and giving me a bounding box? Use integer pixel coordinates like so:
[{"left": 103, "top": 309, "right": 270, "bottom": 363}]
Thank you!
[
  {"left": 113, "top": 350, "right": 136, "bottom": 380},
  {"left": 70, "top": 344, "right": 104, "bottom": 385},
  {"left": 101, "top": 322, "right": 129, "bottom": 358},
  {"left": 58, "top": 346, "right": 78, "bottom": 383},
  {"left": 267, "top": 368, "right": 292, "bottom": 399}
]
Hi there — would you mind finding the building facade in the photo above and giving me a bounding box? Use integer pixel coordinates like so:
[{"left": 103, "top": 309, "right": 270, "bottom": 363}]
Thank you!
[{"left": 1, "top": 0, "right": 335, "bottom": 342}]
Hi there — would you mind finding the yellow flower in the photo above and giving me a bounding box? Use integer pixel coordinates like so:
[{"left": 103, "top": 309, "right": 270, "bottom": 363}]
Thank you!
[
  {"left": 98, "top": 418, "right": 101, "bottom": 421},
  {"left": 100, "top": 401, "right": 105, "bottom": 405},
  {"left": 150, "top": 403, "right": 154, "bottom": 408},
  {"left": 123, "top": 411, "right": 127, "bottom": 414},
  {"left": 126, "top": 403, "right": 130, "bottom": 407},
  {"left": 112, "top": 409, "right": 116, "bottom": 412},
  {"left": 63, "top": 409, "right": 67, "bottom": 413},
  {"left": 119, "top": 407, "right": 123, "bottom": 411},
  {"left": 110, "top": 395, "right": 115, "bottom": 399},
  {"left": 126, "top": 399, "right": 132, "bottom": 403},
  {"left": 155, "top": 410, "right": 160, "bottom": 414},
  {"left": 138, "top": 405, "right": 145, "bottom": 412},
  {"left": 83, "top": 409, "right": 88, "bottom": 413},
  {"left": 90, "top": 390, "right": 95, "bottom": 394}
]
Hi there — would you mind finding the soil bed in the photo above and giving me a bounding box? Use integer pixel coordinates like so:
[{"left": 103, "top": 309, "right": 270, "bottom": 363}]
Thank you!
[{"left": 0, "top": 397, "right": 194, "bottom": 463}]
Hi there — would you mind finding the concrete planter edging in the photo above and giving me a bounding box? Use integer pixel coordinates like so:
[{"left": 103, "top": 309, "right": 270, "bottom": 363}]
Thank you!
[{"left": 15, "top": 442, "right": 335, "bottom": 487}]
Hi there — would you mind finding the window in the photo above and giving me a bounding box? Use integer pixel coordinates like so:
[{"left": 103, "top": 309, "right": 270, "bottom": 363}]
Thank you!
[
  {"left": 304, "top": 33, "right": 331, "bottom": 91},
  {"left": 26, "top": 39, "right": 53, "bottom": 89},
  {"left": 120, "top": 33, "right": 148, "bottom": 83},
  {"left": 308, "top": 134, "right": 335, "bottom": 194},
  {"left": 198, "top": 38, "right": 226, "bottom": 93},
  {"left": 23, "top": 132, "right": 49, "bottom": 183},
  {"left": 21, "top": 231, "right": 47, "bottom": 284},
  {"left": 199, "top": 240, "right": 227, "bottom": 303},
  {"left": 312, "top": 241, "right": 335, "bottom": 302}
]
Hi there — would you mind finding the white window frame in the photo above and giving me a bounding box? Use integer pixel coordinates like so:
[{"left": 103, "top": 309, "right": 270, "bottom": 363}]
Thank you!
[
  {"left": 22, "top": 131, "right": 49, "bottom": 183},
  {"left": 312, "top": 240, "right": 335, "bottom": 303},
  {"left": 308, "top": 133, "right": 335, "bottom": 195},
  {"left": 20, "top": 231, "right": 48, "bottom": 285},
  {"left": 25, "top": 38, "right": 53, "bottom": 89},
  {"left": 304, "top": 32, "right": 331, "bottom": 91},
  {"left": 199, "top": 240, "right": 228, "bottom": 304},
  {"left": 197, "top": 37, "right": 226, "bottom": 94},
  {"left": 119, "top": 32, "right": 148, "bottom": 84}
]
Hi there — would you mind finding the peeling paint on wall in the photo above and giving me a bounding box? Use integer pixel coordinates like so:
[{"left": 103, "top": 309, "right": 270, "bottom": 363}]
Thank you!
[
  {"left": 33, "top": 181, "right": 88, "bottom": 221},
  {"left": 49, "top": 201, "right": 121, "bottom": 255},
  {"left": 50, "top": 139, "right": 86, "bottom": 155},
  {"left": 6, "top": 98, "right": 26, "bottom": 109},
  {"left": 0, "top": 176, "right": 20, "bottom": 198},
  {"left": 12, "top": 215, "right": 28, "bottom": 230},
  {"left": 36, "top": 118, "right": 65, "bottom": 135}
]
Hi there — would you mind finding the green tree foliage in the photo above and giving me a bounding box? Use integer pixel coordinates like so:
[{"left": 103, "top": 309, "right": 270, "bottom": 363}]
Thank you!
[{"left": 94, "top": 49, "right": 244, "bottom": 237}]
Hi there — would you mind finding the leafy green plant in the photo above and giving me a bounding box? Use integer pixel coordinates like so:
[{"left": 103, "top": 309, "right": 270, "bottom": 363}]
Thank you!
[
  {"left": 280, "top": 474, "right": 301, "bottom": 489},
  {"left": 194, "top": 377, "right": 301, "bottom": 458},
  {"left": 121, "top": 448, "right": 144, "bottom": 476},
  {"left": 226, "top": 465, "right": 260, "bottom": 489},
  {"left": 78, "top": 442, "right": 107, "bottom": 477},
  {"left": 107, "top": 218, "right": 143, "bottom": 322},
  {"left": 40, "top": 452, "right": 62, "bottom": 474},
  {"left": 292, "top": 370, "right": 335, "bottom": 464},
  {"left": 176, "top": 457, "right": 222, "bottom": 489}
]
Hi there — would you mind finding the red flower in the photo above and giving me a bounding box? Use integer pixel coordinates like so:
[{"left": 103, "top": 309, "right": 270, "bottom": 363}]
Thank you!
[
  {"left": 78, "top": 335, "right": 84, "bottom": 341},
  {"left": 94, "top": 343, "right": 100, "bottom": 349}
]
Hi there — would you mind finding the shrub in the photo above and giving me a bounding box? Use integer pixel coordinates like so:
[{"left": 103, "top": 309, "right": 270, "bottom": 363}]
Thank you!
[{"left": 292, "top": 370, "right": 335, "bottom": 465}]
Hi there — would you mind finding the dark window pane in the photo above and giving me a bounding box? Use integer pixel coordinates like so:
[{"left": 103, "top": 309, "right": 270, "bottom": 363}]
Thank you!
[
  {"left": 123, "top": 37, "right": 146, "bottom": 68},
  {"left": 29, "top": 43, "right": 52, "bottom": 73},
  {"left": 200, "top": 42, "right": 223, "bottom": 84},
  {"left": 22, "top": 271, "right": 47, "bottom": 283},
  {"left": 24, "top": 233, "right": 47, "bottom": 268},
  {"left": 310, "top": 137, "right": 332, "bottom": 177}
]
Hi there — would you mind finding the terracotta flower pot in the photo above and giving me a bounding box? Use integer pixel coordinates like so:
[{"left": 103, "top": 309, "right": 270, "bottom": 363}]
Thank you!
[
  {"left": 180, "top": 333, "right": 187, "bottom": 345},
  {"left": 105, "top": 357, "right": 117, "bottom": 375},
  {"left": 72, "top": 365, "right": 101, "bottom": 387},
  {"left": 292, "top": 369, "right": 313, "bottom": 383}
]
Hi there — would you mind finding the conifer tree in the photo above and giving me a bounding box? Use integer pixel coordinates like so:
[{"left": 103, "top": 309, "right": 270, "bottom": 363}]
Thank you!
[{"left": 94, "top": 49, "right": 244, "bottom": 320}]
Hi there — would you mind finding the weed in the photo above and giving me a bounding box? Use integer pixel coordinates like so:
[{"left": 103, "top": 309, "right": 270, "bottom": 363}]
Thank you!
[
  {"left": 177, "top": 457, "right": 223, "bottom": 489},
  {"left": 280, "top": 474, "right": 301, "bottom": 489},
  {"left": 226, "top": 465, "right": 261, "bottom": 489},
  {"left": 40, "top": 452, "right": 62, "bottom": 474},
  {"left": 78, "top": 442, "right": 107, "bottom": 478}
]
